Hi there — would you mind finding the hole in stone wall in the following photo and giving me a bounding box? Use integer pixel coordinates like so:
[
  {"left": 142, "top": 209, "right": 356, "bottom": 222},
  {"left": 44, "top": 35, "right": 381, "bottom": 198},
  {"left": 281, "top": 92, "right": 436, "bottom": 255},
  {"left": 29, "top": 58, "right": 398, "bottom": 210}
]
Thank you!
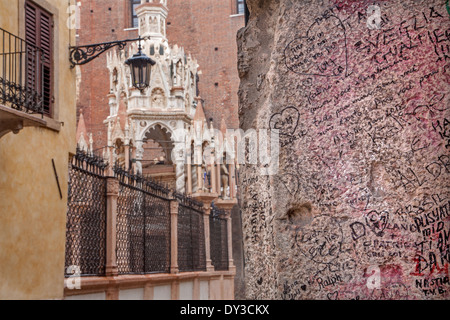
[{"left": 285, "top": 203, "right": 314, "bottom": 226}]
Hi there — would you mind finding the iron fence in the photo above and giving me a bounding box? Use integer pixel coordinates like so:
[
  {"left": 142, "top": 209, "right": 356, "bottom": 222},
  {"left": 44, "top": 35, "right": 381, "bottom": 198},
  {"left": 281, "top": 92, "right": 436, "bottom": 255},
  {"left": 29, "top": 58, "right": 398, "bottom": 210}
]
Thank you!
[
  {"left": 115, "top": 167, "right": 172, "bottom": 275},
  {"left": 0, "top": 27, "right": 44, "bottom": 114},
  {"left": 65, "top": 149, "right": 108, "bottom": 277},
  {"left": 210, "top": 204, "right": 229, "bottom": 271},
  {"left": 176, "top": 193, "right": 206, "bottom": 272}
]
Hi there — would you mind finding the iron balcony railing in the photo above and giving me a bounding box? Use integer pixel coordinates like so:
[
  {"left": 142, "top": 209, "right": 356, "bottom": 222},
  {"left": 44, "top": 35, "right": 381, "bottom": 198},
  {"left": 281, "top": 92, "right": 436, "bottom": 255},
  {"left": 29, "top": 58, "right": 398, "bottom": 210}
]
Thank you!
[{"left": 0, "top": 27, "right": 44, "bottom": 115}]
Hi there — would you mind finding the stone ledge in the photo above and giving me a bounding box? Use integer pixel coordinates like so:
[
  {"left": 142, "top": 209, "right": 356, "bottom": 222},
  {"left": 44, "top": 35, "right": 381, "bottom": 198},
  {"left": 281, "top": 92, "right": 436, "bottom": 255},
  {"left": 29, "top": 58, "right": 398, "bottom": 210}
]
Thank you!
[
  {"left": 64, "top": 270, "right": 236, "bottom": 298},
  {"left": 0, "top": 104, "right": 61, "bottom": 138},
  {"left": 192, "top": 192, "right": 220, "bottom": 205},
  {"left": 214, "top": 198, "right": 238, "bottom": 211}
]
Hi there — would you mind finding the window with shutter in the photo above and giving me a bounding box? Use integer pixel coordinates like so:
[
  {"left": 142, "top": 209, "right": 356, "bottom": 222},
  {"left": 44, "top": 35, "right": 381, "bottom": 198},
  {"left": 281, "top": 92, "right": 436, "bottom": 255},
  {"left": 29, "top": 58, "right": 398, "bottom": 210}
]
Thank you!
[{"left": 25, "top": 0, "right": 53, "bottom": 116}]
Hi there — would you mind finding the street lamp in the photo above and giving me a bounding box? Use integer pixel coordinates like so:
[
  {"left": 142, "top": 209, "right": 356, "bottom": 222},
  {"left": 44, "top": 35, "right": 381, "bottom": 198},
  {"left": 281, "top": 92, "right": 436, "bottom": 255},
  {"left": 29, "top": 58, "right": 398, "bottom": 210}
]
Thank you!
[
  {"left": 69, "top": 36, "right": 155, "bottom": 91},
  {"left": 125, "top": 38, "right": 156, "bottom": 91}
]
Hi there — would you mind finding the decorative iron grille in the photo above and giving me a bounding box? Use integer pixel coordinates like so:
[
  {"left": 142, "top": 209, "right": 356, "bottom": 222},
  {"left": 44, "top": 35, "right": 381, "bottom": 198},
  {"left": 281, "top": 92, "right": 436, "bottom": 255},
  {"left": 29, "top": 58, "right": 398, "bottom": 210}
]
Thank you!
[
  {"left": 0, "top": 27, "right": 44, "bottom": 114},
  {"left": 65, "top": 149, "right": 108, "bottom": 277},
  {"left": 176, "top": 193, "right": 206, "bottom": 272},
  {"left": 115, "top": 167, "right": 172, "bottom": 275},
  {"left": 210, "top": 205, "right": 229, "bottom": 271}
]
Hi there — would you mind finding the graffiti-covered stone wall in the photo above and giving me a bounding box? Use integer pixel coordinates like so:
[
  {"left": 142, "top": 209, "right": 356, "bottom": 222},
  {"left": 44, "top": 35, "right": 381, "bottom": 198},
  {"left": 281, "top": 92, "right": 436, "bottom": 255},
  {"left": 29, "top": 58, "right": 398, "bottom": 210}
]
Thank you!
[{"left": 237, "top": 0, "right": 450, "bottom": 300}]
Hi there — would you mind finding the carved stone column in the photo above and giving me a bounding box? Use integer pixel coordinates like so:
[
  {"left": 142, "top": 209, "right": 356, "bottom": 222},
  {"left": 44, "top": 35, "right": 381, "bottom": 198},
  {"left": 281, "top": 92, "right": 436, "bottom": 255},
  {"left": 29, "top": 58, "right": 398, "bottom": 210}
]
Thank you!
[
  {"left": 203, "top": 205, "right": 214, "bottom": 272},
  {"left": 131, "top": 145, "right": 137, "bottom": 174},
  {"left": 135, "top": 140, "right": 144, "bottom": 175},
  {"left": 192, "top": 194, "right": 219, "bottom": 272},
  {"left": 187, "top": 147, "right": 193, "bottom": 194},
  {"left": 192, "top": 160, "right": 198, "bottom": 193},
  {"left": 226, "top": 211, "right": 236, "bottom": 274},
  {"left": 107, "top": 145, "right": 115, "bottom": 177},
  {"left": 216, "top": 162, "right": 221, "bottom": 197},
  {"left": 124, "top": 122, "right": 130, "bottom": 171},
  {"left": 176, "top": 162, "right": 186, "bottom": 194},
  {"left": 174, "top": 144, "right": 186, "bottom": 193},
  {"left": 105, "top": 177, "right": 119, "bottom": 277},
  {"left": 210, "top": 154, "right": 217, "bottom": 194},
  {"left": 170, "top": 200, "right": 179, "bottom": 274},
  {"left": 124, "top": 144, "right": 130, "bottom": 171},
  {"left": 214, "top": 200, "right": 237, "bottom": 274},
  {"left": 229, "top": 159, "right": 236, "bottom": 199},
  {"left": 196, "top": 144, "right": 203, "bottom": 192}
]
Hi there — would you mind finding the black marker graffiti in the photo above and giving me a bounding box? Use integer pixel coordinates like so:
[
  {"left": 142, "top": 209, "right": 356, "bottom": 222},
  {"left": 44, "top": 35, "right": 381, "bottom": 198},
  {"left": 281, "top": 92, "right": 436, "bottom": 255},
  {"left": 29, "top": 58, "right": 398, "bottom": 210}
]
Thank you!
[{"left": 285, "top": 14, "right": 348, "bottom": 77}]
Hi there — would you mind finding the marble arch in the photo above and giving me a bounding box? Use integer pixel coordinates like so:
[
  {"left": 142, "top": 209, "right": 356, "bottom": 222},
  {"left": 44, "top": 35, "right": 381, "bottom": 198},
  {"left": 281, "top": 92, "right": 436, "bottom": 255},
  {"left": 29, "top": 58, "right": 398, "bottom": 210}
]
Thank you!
[{"left": 141, "top": 122, "right": 175, "bottom": 164}]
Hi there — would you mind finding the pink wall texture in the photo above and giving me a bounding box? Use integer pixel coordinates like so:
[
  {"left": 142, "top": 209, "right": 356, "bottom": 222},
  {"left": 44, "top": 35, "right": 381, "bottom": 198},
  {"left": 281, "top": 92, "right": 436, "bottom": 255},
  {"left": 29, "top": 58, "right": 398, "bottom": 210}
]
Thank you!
[{"left": 238, "top": 0, "right": 449, "bottom": 300}]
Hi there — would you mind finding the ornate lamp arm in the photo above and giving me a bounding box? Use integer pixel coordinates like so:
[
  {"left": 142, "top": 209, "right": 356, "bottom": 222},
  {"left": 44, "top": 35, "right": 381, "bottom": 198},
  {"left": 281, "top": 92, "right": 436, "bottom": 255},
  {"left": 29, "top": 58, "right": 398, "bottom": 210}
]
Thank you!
[{"left": 69, "top": 36, "right": 149, "bottom": 68}]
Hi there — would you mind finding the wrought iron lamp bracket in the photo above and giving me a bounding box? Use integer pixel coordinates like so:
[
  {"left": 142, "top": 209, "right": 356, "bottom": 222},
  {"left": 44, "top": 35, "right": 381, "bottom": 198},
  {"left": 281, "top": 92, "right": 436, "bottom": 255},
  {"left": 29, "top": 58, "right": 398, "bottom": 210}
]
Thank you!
[{"left": 69, "top": 36, "right": 149, "bottom": 68}]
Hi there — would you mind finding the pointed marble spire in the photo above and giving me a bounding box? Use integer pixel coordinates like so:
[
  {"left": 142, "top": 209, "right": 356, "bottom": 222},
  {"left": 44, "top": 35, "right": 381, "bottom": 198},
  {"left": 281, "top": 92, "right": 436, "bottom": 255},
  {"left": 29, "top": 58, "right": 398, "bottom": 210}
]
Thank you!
[
  {"left": 220, "top": 117, "right": 227, "bottom": 136},
  {"left": 76, "top": 109, "right": 89, "bottom": 152},
  {"left": 89, "top": 133, "right": 94, "bottom": 155},
  {"left": 193, "top": 98, "right": 206, "bottom": 123}
]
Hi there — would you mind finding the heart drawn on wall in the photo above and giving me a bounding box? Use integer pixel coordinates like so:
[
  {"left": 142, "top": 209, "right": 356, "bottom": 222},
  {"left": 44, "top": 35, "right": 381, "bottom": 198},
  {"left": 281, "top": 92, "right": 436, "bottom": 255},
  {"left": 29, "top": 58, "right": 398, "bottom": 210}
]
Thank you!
[
  {"left": 279, "top": 173, "right": 300, "bottom": 195},
  {"left": 284, "top": 14, "right": 348, "bottom": 77},
  {"left": 365, "top": 210, "right": 389, "bottom": 237},
  {"left": 269, "top": 106, "right": 300, "bottom": 136},
  {"left": 327, "top": 291, "right": 339, "bottom": 300}
]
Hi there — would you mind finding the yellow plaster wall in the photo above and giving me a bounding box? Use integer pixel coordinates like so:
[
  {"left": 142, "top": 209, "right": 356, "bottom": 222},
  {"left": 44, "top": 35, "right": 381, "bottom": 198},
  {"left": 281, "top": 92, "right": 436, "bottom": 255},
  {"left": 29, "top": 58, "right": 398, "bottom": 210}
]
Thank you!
[{"left": 0, "top": 0, "right": 76, "bottom": 300}]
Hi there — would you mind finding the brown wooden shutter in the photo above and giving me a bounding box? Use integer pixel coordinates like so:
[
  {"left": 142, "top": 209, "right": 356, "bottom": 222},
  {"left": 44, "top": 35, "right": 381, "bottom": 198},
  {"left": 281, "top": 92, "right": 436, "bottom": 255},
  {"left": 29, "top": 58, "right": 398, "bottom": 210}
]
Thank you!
[
  {"left": 25, "top": 3, "right": 37, "bottom": 93},
  {"left": 40, "top": 10, "right": 52, "bottom": 115},
  {"left": 25, "top": 1, "right": 53, "bottom": 116}
]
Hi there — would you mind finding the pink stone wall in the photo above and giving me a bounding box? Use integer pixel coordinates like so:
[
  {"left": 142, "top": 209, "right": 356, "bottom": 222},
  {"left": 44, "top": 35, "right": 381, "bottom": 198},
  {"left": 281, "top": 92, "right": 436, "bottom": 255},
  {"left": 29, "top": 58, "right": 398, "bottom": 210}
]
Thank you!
[{"left": 238, "top": 0, "right": 449, "bottom": 300}]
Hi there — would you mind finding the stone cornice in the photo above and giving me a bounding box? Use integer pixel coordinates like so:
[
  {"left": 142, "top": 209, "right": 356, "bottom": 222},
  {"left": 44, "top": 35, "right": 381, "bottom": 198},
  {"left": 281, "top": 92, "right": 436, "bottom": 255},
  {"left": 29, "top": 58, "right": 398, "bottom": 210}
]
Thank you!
[{"left": 127, "top": 111, "right": 193, "bottom": 122}]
